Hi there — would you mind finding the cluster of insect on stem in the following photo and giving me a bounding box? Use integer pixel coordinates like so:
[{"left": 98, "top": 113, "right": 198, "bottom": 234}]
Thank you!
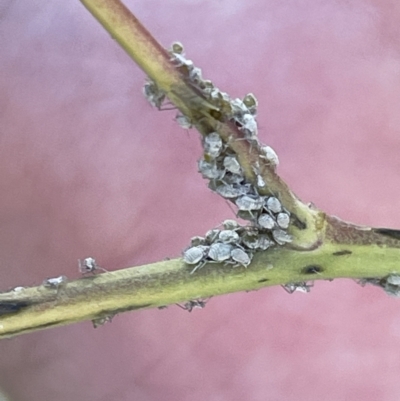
[{"left": 143, "top": 42, "right": 293, "bottom": 277}]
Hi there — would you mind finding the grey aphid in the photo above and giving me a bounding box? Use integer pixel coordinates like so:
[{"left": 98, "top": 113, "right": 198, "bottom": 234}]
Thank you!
[
  {"left": 237, "top": 210, "right": 256, "bottom": 221},
  {"left": 218, "top": 230, "right": 240, "bottom": 244},
  {"left": 205, "top": 229, "right": 220, "bottom": 243},
  {"left": 236, "top": 195, "right": 266, "bottom": 211},
  {"left": 177, "top": 299, "right": 208, "bottom": 312},
  {"left": 258, "top": 213, "right": 276, "bottom": 230},
  {"left": 204, "top": 132, "right": 223, "bottom": 158},
  {"left": 222, "top": 173, "right": 245, "bottom": 185},
  {"left": 198, "top": 159, "right": 225, "bottom": 180},
  {"left": 241, "top": 230, "right": 260, "bottom": 250},
  {"left": 242, "top": 93, "right": 258, "bottom": 115},
  {"left": 386, "top": 275, "right": 400, "bottom": 285},
  {"left": 260, "top": 145, "right": 279, "bottom": 168},
  {"left": 189, "top": 67, "right": 202, "bottom": 84},
  {"left": 171, "top": 53, "right": 194, "bottom": 68},
  {"left": 230, "top": 248, "right": 252, "bottom": 267},
  {"left": 256, "top": 175, "right": 265, "bottom": 188},
  {"left": 43, "top": 275, "right": 68, "bottom": 288},
  {"left": 266, "top": 197, "right": 282, "bottom": 214},
  {"left": 92, "top": 314, "right": 114, "bottom": 328},
  {"left": 143, "top": 80, "right": 166, "bottom": 109},
  {"left": 222, "top": 219, "right": 240, "bottom": 230},
  {"left": 223, "top": 155, "right": 242, "bottom": 175},
  {"left": 272, "top": 229, "right": 292, "bottom": 245},
  {"left": 79, "top": 257, "right": 106, "bottom": 274},
  {"left": 191, "top": 236, "right": 206, "bottom": 247},
  {"left": 277, "top": 212, "right": 290, "bottom": 229},
  {"left": 257, "top": 235, "right": 273, "bottom": 250},
  {"left": 208, "top": 243, "right": 233, "bottom": 262},
  {"left": 239, "top": 113, "right": 258, "bottom": 139},
  {"left": 215, "top": 184, "right": 248, "bottom": 199},
  {"left": 282, "top": 282, "right": 313, "bottom": 294},
  {"left": 183, "top": 246, "right": 207, "bottom": 265},
  {"left": 170, "top": 41, "right": 184, "bottom": 55},
  {"left": 176, "top": 114, "right": 192, "bottom": 129}
]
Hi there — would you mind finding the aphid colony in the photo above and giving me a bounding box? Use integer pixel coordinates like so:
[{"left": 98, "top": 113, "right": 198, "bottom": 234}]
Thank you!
[{"left": 143, "top": 42, "right": 291, "bottom": 273}]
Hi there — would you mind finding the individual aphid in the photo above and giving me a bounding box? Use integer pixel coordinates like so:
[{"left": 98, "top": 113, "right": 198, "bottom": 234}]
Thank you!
[
  {"left": 242, "top": 93, "right": 258, "bottom": 115},
  {"left": 188, "top": 67, "right": 203, "bottom": 84},
  {"left": 177, "top": 299, "right": 208, "bottom": 312},
  {"left": 222, "top": 219, "right": 241, "bottom": 230},
  {"left": 223, "top": 155, "right": 242, "bottom": 175},
  {"left": 222, "top": 173, "right": 245, "bottom": 185},
  {"left": 143, "top": 80, "right": 166, "bottom": 109},
  {"left": 265, "top": 197, "right": 282, "bottom": 214},
  {"left": 272, "top": 229, "right": 292, "bottom": 245},
  {"left": 241, "top": 230, "right": 261, "bottom": 250},
  {"left": 176, "top": 114, "right": 192, "bottom": 129},
  {"left": 276, "top": 212, "right": 290, "bottom": 229},
  {"left": 386, "top": 274, "right": 400, "bottom": 286},
  {"left": 260, "top": 145, "right": 279, "bottom": 169},
  {"left": 236, "top": 195, "right": 266, "bottom": 212},
  {"left": 256, "top": 174, "right": 266, "bottom": 188},
  {"left": 218, "top": 230, "right": 240, "bottom": 244},
  {"left": 12, "top": 286, "right": 25, "bottom": 292},
  {"left": 237, "top": 210, "right": 256, "bottom": 221},
  {"left": 198, "top": 79, "right": 214, "bottom": 94},
  {"left": 258, "top": 213, "right": 276, "bottom": 230},
  {"left": 230, "top": 248, "right": 252, "bottom": 268},
  {"left": 79, "top": 257, "right": 106, "bottom": 274},
  {"left": 171, "top": 53, "right": 194, "bottom": 68},
  {"left": 183, "top": 246, "right": 208, "bottom": 265},
  {"left": 170, "top": 41, "right": 184, "bottom": 55},
  {"left": 92, "top": 314, "right": 114, "bottom": 328},
  {"left": 205, "top": 229, "right": 220, "bottom": 243},
  {"left": 204, "top": 132, "right": 223, "bottom": 158},
  {"left": 215, "top": 184, "right": 248, "bottom": 199},
  {"left": 42, "top": 275, "right": 68, "bottom": 289},
  {"left": 198, "top": 159, "right": 225, "bottom": 180},
  {"left": 230, "top": 98, "right": 248, "bottom": 119},
  {"left": 257, "top": 235, "right": 273, "bottom": 250},
  {"left": 208, "top": 243, "right": 233, "bottom": 262},
  {"left": 191, "top": 236, "right": 206, "bottom": 247},
  {"left": 239, "top": 113, "right": 258, "bottom": 139},
  {"left": 282, "top": 282, "right": 313, "bottom": 294}
]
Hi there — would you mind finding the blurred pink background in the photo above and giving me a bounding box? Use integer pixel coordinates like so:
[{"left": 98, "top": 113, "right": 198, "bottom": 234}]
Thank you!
[{"left": 1, "top": 0, "right": 400, "bottom": 400}]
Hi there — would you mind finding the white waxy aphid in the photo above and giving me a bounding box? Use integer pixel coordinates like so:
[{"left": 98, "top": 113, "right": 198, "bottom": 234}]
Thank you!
[
  {"left": 230, "top": 98, "right": 248, "bottom": 118},
  {"left": 176, "top": 114, "right": 192, "bottom": 129},
  {"left": 387, "top": 275, "right": 400, "bottom": 285},
  {"left": 92, "top": 314, "right": 114, "bottom": 328},
  {"left": 260, "top": 145, "right": 279, "bottom": 168},
  {"left": 143, "top": 80, "right": 166, "bottom": 109},
  {"left": 171, "top": 53, "right": 194, "bottom": 68},
  {"left": 215, "top": 184, "right": 248, "bottom": 199},
  {"left": 282, "top": 282, "right": 313, "bottom": 294},
  {"left": 12, "top": 286, "right": 25, "bottom": 292},
  {"left": 258, "top": 213, "right": 275, "bottom": 230},
  {"left": 208, "top": 243, "right": 233, "bottom": 262},
  {"left": 243, "top": 93, "right": 258, "bottom": 115},
  {"left": 191, "top": 236, "right": 206, "bottom": 247},
  {"left": 170, "top": 41, "right": 184, "bottom": 54},
  {"left": 218, "top": 230, "right": 240, "bottom": 244},
  {"left": 79, "top": 257, "right": 106, "bottom": 274},
  {"left": 236, "top": 195, "right": 266, "bottom": 211},
  {"left": 204, "top": 132, "right": 223, "bottom": 158},
  {"left": 257, "top": 235, "right": 273, "bottom": 250},
  {"left": 205, "top": 229, "right": 220, "bottom": 243},
  {"left": 223, "top": 155, "right": 241, "bottom": 175},
  {"left": 239, "top": 113, "right": 258, "bottom": 139},
  {"left": 277, "top": 212, "right": 290, "bottom": 229},
  {"left": 198, "top": 160, "right": 225, "bottom": 180},
  {"left": 230, "top": 248, "right": 252, "bottom": 267},
  {"left": 222, "top": 219, "right": 240, "bottom": 230},
  {"left": 183, "top": 246, "right": 207, "bottom": 265},
  {"left": 256, "top": 175, "right": 265, "bottom": 188},
  {"left": 189, "top": 67, "right": 203, "bottom": 84},
  {"left": 266, "top": 197, "right": 282, "bottom": 214},
  {"left": 272, "top": 229, "right": 292, "bottom": 245},
  {"left": 241, "top": 231, "right": 260, "bottom": 249},
  {"left": 43, "top": 275, "right": 68, "bottom": 289}
]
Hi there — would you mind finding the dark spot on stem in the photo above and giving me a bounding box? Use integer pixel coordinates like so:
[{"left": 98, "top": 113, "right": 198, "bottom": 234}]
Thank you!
[
  {"left": 0, "top": 301, "right": 31, "bottom": 315},
  {"left": 258, "top": 278, "right": 269, "bottom": 283},
  {"left": 302, "top": 265, "right": 324, "bottom": 275},
  {"left": 332, "top": 250, "right": 352, "bottom": 256},
  {"left": 375, "top": 228, "right": 400, "bottom": 241}
]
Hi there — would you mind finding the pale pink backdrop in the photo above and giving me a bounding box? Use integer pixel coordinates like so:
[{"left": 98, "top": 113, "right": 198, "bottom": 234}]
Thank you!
[{"left": 1, "top": 1, "right": 400, "bottom": 400}]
